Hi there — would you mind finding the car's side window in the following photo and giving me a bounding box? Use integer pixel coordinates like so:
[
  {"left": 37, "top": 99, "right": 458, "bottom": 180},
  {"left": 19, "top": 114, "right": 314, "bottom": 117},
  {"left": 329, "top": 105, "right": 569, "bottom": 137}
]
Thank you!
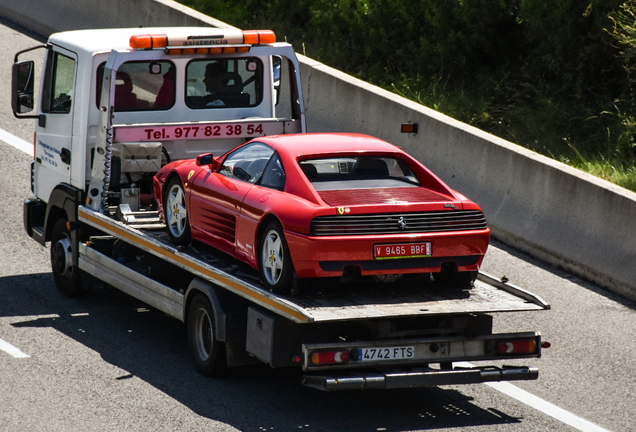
[
  {"left": 220, "top": 142, "right": 274, "bottom": 184},
  {"left": 260, "top": 152, "right": 286, "bottom": 190}
]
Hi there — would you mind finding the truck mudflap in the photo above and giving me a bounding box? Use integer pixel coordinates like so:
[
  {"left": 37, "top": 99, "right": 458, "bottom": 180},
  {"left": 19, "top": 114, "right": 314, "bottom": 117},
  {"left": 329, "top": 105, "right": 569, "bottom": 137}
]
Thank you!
[{"left": 302, "top": 365, "right": 539, "bottom": 391}]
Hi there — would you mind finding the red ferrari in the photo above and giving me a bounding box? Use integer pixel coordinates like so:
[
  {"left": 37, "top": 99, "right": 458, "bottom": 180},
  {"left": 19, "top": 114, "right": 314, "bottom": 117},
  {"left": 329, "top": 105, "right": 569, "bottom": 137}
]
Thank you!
[{"left": 154, "top": 133, "right": 490, "bottom": 294}]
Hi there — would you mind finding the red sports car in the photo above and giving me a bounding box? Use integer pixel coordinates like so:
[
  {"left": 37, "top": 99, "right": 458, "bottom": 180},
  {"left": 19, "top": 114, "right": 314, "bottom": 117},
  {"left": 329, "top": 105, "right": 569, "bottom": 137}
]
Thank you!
[{"left": 154, "top": 133, "right": 490, "bottom": 294}]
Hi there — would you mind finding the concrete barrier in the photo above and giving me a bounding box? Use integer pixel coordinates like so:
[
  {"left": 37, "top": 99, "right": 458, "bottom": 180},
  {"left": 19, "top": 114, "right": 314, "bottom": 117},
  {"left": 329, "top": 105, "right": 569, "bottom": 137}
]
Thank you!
[
  {"left": 300, "top": 60, "right": 636, "bottom": 300},
  {"left": 2, "top": 0, "right": 635, "bottom": 300},
  {"left": 0, "top": 0, "right": 235, "bottom": 36}
]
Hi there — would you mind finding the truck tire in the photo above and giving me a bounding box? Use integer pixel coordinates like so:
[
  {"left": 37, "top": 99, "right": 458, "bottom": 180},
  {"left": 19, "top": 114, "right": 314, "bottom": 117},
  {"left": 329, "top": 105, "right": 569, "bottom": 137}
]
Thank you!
[
  {"left": 259, "top": 220, "right": 294, "bottom": 295},
  {"left": 165, "top": 177, "right": 192, "bottom": 246},
  {"left": 187, "top": 293, "right": 226, "bottom": 376},
  {"left": 50, "top": 218, "right": 85, "bottom": 297}
]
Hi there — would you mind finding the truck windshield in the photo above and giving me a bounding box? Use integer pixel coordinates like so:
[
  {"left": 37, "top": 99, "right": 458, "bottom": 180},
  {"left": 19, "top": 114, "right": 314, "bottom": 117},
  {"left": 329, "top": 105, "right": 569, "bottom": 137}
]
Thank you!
[
  {"left": 185, "top": 58, "right": 262, "bottom": 109},
  {"left": 96, "top": 61, "right": 176, "bottom": 112}
]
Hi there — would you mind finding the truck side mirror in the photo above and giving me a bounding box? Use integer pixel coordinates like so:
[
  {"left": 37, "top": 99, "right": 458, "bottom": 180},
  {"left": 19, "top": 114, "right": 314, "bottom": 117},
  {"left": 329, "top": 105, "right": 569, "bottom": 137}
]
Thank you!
[{"left": 12, "top": 61, "right": 35, "bottom": 114}]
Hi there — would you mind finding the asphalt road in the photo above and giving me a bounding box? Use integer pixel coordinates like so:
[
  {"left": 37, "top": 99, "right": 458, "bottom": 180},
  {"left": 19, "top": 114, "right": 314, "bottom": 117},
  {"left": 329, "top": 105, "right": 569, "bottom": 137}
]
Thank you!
[{"left": 1, "top": 17, "right": 635, "bottom": 432}]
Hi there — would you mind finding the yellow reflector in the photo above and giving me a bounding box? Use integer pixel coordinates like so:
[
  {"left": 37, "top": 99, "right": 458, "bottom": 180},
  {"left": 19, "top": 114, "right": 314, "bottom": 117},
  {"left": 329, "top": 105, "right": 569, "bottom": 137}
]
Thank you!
[{"left": 401, "top": 123, "right": 419, "bottom": 134}]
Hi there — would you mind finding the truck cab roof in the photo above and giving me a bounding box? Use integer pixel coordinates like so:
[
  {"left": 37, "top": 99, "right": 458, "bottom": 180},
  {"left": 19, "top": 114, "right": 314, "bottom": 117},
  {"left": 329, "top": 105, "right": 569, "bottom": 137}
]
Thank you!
[{"left": 48, "top": 27, "right": 254, "bottom": 55}]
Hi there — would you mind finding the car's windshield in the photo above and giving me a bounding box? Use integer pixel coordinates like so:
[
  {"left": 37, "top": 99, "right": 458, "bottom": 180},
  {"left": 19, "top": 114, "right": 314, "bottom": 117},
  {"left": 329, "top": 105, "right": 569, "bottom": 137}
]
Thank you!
[{"left": 298, "top": 156, "right": 420, "bottom": 191}]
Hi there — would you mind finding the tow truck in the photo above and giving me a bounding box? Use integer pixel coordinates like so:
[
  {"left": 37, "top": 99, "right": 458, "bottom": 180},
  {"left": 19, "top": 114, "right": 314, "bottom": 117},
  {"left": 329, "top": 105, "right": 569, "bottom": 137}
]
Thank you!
[{"left": 13, "top": 27, "right": 549, "bottom": 390}]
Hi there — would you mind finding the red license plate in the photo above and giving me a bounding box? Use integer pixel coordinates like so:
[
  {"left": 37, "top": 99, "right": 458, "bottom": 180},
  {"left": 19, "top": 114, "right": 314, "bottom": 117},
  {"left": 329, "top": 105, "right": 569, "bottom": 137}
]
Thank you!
[{"left": 374, "top": 242, "right": 431, "bottom": 260}]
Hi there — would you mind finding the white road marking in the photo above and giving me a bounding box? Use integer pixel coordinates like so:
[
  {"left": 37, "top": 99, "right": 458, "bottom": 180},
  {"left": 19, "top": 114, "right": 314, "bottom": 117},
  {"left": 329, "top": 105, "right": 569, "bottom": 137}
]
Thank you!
[
  {"left": 0, "top": 128, "right": 32, "bottom": 154},
  {"left": 456, "top": 362, "right": 611, "bottom": 432},
  {"left": 0, "top": 338, "right": 30, "bottom": 358}
]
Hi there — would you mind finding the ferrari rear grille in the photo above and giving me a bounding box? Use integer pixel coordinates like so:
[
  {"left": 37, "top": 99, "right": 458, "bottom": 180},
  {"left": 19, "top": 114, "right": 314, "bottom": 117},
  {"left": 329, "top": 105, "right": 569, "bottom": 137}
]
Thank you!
[{"left": 310, "top": 210, "right": 487, "bottom": 236}]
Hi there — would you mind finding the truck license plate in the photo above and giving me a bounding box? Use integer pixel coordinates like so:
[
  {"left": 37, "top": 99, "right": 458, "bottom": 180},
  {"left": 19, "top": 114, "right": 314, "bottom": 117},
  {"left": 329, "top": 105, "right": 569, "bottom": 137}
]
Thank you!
[
  {"left": 374, "top": 242, "right": 431, "bottom": 260},
  {"left": 356, "top": 346, "right": 415, "bottom": 362}
]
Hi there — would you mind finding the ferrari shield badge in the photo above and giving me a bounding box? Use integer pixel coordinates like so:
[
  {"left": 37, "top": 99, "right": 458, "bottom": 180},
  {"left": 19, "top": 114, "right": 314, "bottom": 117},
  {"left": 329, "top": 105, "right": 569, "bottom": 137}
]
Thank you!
[
  {"left": 188, "top": 170, "right": 195, "bottom": 180},
  {"left": 337, "top": 207, "right": 350, "bottom": 215}
]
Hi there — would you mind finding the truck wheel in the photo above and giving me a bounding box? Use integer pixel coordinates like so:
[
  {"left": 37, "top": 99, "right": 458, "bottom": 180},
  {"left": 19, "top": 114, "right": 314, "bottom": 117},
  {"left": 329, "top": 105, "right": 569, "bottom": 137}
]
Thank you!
[
  {"left": 165, "top": 177, "right": 191, "bottom": 246},
  {"left": 50, "top": 218, "right": 85, "bottom": 297},
  {"left": 260, "top": 221, "right": 294, "bottom": 295},
  {"left": 187, "top": 293, "right": 226, "bottom": 376}
]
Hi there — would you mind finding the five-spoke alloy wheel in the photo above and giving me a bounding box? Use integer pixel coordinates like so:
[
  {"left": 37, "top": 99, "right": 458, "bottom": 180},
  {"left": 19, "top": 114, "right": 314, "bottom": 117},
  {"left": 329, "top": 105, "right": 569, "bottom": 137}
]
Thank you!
[
  {"left": 165, "top": 177, "right": 192, "bottom": 246},
  {"left": 260, "top": 221, "right": 294, "bottom": 294}
]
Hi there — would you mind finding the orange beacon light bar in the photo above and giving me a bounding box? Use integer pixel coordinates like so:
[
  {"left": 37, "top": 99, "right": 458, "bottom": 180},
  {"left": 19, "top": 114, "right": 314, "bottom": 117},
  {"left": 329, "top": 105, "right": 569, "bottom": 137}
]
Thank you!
[{"left": 129, "top": 30, "right": 276, "bottom": 50}]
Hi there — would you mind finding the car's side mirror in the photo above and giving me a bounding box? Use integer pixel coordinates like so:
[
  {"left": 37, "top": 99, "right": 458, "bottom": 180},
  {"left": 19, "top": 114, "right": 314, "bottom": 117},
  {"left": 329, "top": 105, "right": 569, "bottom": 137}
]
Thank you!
[
  {"left": 196, "top": 153, "right": 220, "bottom": 170},
  {"left": 12, "top": 61, "right": 34, "bottom": 114}
]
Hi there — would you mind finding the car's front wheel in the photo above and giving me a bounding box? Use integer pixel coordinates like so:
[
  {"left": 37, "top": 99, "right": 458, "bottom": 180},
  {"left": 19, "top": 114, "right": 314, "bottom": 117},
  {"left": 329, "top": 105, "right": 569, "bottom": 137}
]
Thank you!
[
  {"left": 260, "top": 221, "right": 294, "bottom": 295},
  {"left": 165, "top": 177, "right": 192, "bottom": 246}
]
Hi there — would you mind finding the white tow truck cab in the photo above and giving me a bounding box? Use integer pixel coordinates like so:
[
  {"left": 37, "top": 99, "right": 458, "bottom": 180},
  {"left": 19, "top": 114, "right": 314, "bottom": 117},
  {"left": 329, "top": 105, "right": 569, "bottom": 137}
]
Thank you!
[
  {"left": 16, "top": 27, "right": 304, "bottom": 233},
  {"left": 13, "top": 27, "right": 549, "bottom": 390}
]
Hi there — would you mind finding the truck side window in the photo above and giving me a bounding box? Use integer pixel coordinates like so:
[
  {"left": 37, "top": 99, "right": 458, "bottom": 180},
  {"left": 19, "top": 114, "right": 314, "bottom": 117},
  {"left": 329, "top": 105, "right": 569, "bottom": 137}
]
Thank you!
[
  {"left": 185, "top": 58, "right": 262, "bottom": 109},
  {"left": 95, "top": 61, "right": 176, "bottom": 111},
  {"left": 42, "top": 52, "right": 75, "bottom": 114}
]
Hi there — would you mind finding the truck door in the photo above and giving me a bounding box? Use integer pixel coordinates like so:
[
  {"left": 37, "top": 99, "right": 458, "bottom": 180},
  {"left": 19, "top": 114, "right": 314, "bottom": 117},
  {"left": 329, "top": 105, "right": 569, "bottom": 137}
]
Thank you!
[{"left": 34, "top": 46, "right": 77, "bottom": 203}]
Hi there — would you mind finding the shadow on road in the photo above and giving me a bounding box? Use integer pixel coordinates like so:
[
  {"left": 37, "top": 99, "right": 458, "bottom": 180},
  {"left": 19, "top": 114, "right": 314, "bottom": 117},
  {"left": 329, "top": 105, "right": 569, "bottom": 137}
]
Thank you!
[{"left": 3, "top": 272, "right": 523, "bottom": 431}]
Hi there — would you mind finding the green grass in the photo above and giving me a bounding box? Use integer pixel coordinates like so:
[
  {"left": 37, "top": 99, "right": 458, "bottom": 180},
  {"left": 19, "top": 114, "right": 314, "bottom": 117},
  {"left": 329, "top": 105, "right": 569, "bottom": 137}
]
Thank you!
[{"left": 391, "top": 73, "right": 636, "bottom": 193}]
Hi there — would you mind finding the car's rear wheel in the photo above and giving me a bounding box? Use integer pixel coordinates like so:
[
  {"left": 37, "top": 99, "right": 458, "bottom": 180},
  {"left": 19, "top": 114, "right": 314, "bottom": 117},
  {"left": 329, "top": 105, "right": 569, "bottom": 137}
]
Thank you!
[
  {"left": 260, "top": 221, "right": 294, "bottom": 295},
  {"left": 165, "top": 177, "right": 191, "bottom": 246}
]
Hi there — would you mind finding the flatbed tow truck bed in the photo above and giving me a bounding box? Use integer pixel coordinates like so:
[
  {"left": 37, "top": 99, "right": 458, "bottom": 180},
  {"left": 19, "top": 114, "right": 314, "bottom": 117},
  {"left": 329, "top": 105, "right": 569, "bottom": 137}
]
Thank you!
[
  {"left": 77, "top": 206, "right": 549, "bottom": 323},
  {"left": 77, "top": 205, "right": 549, "bottom": 390}
]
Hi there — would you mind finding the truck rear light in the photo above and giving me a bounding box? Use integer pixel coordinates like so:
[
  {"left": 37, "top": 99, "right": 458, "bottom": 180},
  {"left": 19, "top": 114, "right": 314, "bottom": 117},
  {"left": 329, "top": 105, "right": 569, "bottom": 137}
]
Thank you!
[
  {"left": 498, "top": 340, "right": 537, "bottom": 354},
  {"left": 310, "top": 350, "right": 350, "bottom": 365}
]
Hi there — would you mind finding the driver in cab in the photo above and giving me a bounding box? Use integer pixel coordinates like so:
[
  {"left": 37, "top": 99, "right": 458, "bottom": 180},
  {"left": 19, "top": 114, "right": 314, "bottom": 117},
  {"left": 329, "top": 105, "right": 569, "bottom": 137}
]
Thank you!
[{"left": 203, "top": 62, "right": 225, "bottom": 107}]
